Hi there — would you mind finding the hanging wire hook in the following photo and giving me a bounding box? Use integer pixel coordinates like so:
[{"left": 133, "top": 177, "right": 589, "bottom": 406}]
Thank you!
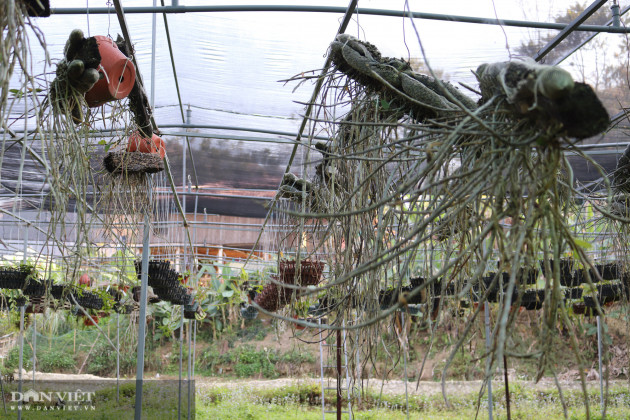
[{"left": 107, "top": 0, "right": 113, "bottom": 36}]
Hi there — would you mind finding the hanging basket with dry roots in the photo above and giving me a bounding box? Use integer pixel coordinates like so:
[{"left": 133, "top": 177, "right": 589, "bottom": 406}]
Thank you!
[
  {"left": 254, "top": 259, "right": 324, "bottom": 313},
  {"left": 274, "top": 33, "right": 619, "bottom": 396}
]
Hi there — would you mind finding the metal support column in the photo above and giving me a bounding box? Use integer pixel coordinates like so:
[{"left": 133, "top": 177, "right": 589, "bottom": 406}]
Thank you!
[
  {"left": 134, "top": 205, "right": 152, "bottom": 420},
  {"left": 32, "top": 315, "right": 36, "bottom": 387},
  {"left": 484, "top": 303, "right": 493, "bottom": 420},
  {"left": 0, "top": 336, "right": 5, "bottom": 414},
  {"left": 503, "top": 355, "right": 511, "bottom": 420},
  {"left": 17, "top": 304, "right": 25, "bottom": 420},
  {"left": 150, "top": 0, "right": 157, "bottom": 109},
  {"left": 117, "top": 312, "right": 120, "bottom": 404},
  {"left": 336, "top": 328, "right": 342, "bottom": 420},
  {"left": 319, "top": 319, "right": 325, "bottom": 420},
  {"left": 597, "top": 315, "right": 604, "bottom": 417},
  {"left": 178, "top": 306, "right": 184, "bottom": 420},
  {"left": 192, "top": 320, "right": 197, "bottom": 380},
  {"left": 187, "top": 319, "right": 192, "bottom": 419}
]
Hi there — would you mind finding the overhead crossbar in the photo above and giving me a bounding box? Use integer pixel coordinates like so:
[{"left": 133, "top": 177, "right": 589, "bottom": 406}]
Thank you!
[
  {"left": 534, "top": 0, "right": 609, "bottom": 62},
  {"left": 50, "top": 5, "right": 630, "bottom": 34}
]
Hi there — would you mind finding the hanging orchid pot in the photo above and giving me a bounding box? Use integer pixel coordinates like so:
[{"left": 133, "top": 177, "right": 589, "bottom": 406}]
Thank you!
[
  {"left": 82, "top": 315, "right": 99, "bottom": 327},
  {"left": 126, "top": 131, "right": 166, "bottom": 159},
  {"left": 84, "top": 35, "right": 136, "bottom": 107}
]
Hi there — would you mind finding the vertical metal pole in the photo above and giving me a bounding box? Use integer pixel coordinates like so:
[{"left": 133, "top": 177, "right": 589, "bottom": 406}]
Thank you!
[
  {"left": 597, "top": 315, "right": 604, "bottom": 417},
  {"left": 336, "top": 328, "right": 342, "bottom": 420},
  {"left": 117, "top": 312, "right": 120, "bottom": 404},
  {"left": 401, "top": 315, "right": 409, "bottom": 420},
  {"left": 32, "top": 315, "right": 36, "bottom": 388},
  {"left": 178, "top": 306, "right": 183, "bottom": 420},
  {"left": 355, "top": 315, "right": 361, "bottom": 406},
  {"left": 134, "top": 182, "right": 152, "bottom": 420},
  {"left": 182, "top": 107, "right": 190, "bottom": 273},
  {"left": 612, "top": 1, "right": 621, "bottom": 27},
  {"left": 342, "top": 321, "right": 352, "bottom": 419},
  {"left": 192, "top": 320, "right": 197, "bottom": 380},
  {"left": 503, "top": 355, "right": 511, "bottom": 420},
  {"left": 484, "top": 303, "right": 493, "bottom": 420},
  {"left": 0, "top": 337, "right": 6, "bottom": 414},
  {"left": 150, "top": 0, "right": 157, "bottom": 109},
  {"left": 186, "top": 177, "right": 192, "bottom": 272},
  {"left": 187, "top": 319, "right": 192, "bottom": 420},
  {"left": 17, "top": 304, "right": 24, "bottom": 420},
  {"left": 183, "top": 107, "right": 190, "bottom": 215},
  {"left": 319, "top": 319, "right": 325, "bottom": 420}
]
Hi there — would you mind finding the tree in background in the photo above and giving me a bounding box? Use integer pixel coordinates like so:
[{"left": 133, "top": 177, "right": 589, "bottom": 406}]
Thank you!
[
  {"left": 516, "top": 2, "right": 610, "bottom": 64},
  {"left": 517, "top": 2, "right": 630, "bottom": 124}
]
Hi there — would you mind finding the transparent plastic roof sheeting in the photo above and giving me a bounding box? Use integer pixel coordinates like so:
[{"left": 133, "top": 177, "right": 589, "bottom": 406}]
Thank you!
[{"left": 2, "top": 1, "right": 630, "bottom": 222}]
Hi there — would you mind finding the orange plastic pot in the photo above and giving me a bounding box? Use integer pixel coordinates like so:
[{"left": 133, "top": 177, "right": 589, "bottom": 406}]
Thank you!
[
  {"left": 127, "top": 131, "right": 166, "bottom": 158},
  {"left": 85, "top": 35, "right": 136, "bottom": 107},
  {"left": 292, "top": 315, "right": 306, "bottom": 330},
  {"left": 83, "top": 316, "right": 99, "bottom": 327},
  {"left": 79, "top": 273, "right": 92, "bottom": 286}
]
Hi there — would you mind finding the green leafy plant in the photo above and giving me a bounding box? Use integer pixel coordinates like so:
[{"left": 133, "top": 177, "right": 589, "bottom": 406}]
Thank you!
[{"left": 38, "top": 350, "right": 75, "bottom": 372}]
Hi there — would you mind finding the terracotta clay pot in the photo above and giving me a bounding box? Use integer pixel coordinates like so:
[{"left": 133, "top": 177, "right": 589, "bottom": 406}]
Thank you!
[
  {"left": 83, "top": 315, "right": 99, "bottom": 326},
  {"left": 127, "top": 131, "right": 166, "bottom": 158},
  {"left": 79, "top": 273, "right": 92, "bottom": 286},
  {"left": 292, "top": 315, "right": 306, "bottom": 330},
  {"left": 85, "top": 35, "right": 136, "bottom": 107}
]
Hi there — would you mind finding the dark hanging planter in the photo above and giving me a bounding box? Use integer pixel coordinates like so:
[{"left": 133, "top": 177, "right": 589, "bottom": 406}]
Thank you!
[
  {"left": 252, "top": 260, "right": 325, "bottom": 315},
  {"left": 597, "top": 283, "right": 624, "bottom": 304},
  {"left": 240, "top": 303, "right": 259, "bottom": 320},
  {"left": 0, "top": 267, "right": 32, "bottom": 290},
  {"left": 378, "top": 288, "right": 398, "bottom": 309},
  {"left": 71, "top": 291, "right": 103, "bottom": 310},
  {"left": 409, "top": 276, "right": 442, "bottom": 295},
  {"left": 279, "top": 259, "right": 325, "bottom": 287},
  {"left": 410, "top": 276, "right": 424, "bottom": 289},
  {"left": 540, "top": 259, "right": 574, "bottom": 284},
  {"left": 51, "top": 284, "right": 66, "bottom": 300},
  {"left": 254, "top": 282, "right": 281, "bottom": 312},
  {"left": 402, "top": 286, "right": 424, "bottom": 305},
  {"left": 184, "top": 300, "right": 198, "bottom": 313},
  {"left": 583, "top": 295, "right": 600, "bottom": 309},
  {"left": 481, "top": 275, "right": 498, "bottom": 302},
  {"left": 148, "top": 268, "right": 179, "bottom": 289},
  {"left": 518, "top": 267, "right": 539, "bottom": 286},
  {"left": 521, "top": 289, "right": 545, "bottom": 310},
  {"left": 113, "top": 302, "right": 134, "bottom": 314},
  {"left": 444, "top": 281, "right": 455, "bottom": 296},
  {"left": 573, "top": 269, "right": 589, "bottom": 285},
  {"left": 14, "top": 296, "right": 27, "bottom": 307},
  {"left": 482, "top": 274, "right": 518, "bottom": 304},
  {"left": 278, "top": 260, "right": 297, "bottom": 285},
  {"left": 594, "top": 263, "right": 619, "bottom": 281},
  {"left": 299, "top": 260, "right": 325, "bottom": 286},
  {"left": 132, "top": 285, "right": 142, "bottom": 302},
  {"left": 572, "top": 302, "right": 586, "bottom": 315},
  {"left": 184, "top": 301, "right": 199, "bottom": 320},
  {"left": 162, "top": 286, "right": 191, "bottom": 305},
  {"left": 564, "top": 287, "right": 583, "bottom": 300},
  {"left": 23, "top": 279, "right": 51, "bottom": 297}
]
